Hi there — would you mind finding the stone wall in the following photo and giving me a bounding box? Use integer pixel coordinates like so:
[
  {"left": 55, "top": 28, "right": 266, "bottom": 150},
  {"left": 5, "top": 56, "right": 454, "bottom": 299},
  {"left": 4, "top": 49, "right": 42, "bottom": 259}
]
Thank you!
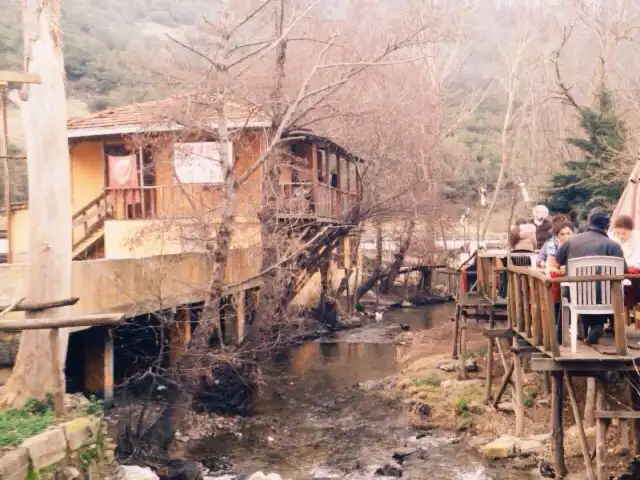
[{"left": 0, "top": 415, "right": 116, "bottom": 480}]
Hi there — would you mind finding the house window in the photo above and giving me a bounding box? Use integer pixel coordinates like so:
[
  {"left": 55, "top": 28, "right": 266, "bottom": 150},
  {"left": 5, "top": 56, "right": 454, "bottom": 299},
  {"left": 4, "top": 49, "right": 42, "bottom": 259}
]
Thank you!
[{"left": 173, "top": 142, "right": 233, "bottom": 184}]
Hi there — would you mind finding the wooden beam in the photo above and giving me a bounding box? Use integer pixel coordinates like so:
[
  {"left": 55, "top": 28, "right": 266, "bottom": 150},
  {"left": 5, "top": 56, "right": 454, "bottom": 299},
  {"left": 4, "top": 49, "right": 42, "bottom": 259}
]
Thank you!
[
  {"left": 0, "top": 313, "right": 125, "bottom": 331},
  {"left": 50, "top": 328, "right": 65, "bottom": 417},
  {"left": 0, "top": 71, "right": 41, "bottom": 84},
  {"left": 0, "top": 297, "right": 79, "bottom": 312},
  {"left": 611, "top": 281, "right": 628, "bottom": 356},
  {"left": 530, "top": 357, "right": 640, "bottom": 372},
  {"left": 565, "top": 374, "right": 597, "bottom": 480},
  {"left": 492, "top": 360, "right": 514, "bottom": 409},
  {"left": 482, "top": 328, "right": 514, "bottom": 338},
  {"left": 594, "top": 410, "right": 640, "bottom": 419},
  {"left": 513, "top": 343, "right": 525, "bottom": 436}
]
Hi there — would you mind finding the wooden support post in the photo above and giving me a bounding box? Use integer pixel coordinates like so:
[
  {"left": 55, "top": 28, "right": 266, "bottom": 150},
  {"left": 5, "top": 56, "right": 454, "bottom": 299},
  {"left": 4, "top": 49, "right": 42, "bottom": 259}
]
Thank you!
[
  {"left": 551, "top": 371, "right": 568, "bottom": 477},
  {"left": 543, "top": 372, "right": 551, "bottom": 396},
  {"left": 513, "top": 341, "right": 525, "bottom": 437},
  {"left": 522, "top": 275, "right": 532, "bottom": 338},
  {"left": 584, "top": 377, "right": 596, "bottom": 428},
  {"left": 620, "top": 382, "right": 631, "bottom": 456},
  {"left": 611, "top": 281, "right": 628, "bottom": 356},
  {"left": 49, "top": 328, "right": 65, "bottom": 417},
  {"left": 84, "top": 326, "right": 114, "bottom": 408},
  {"left": 484, "top": 338, "right": 494, "bottom": 404},
  {"left": 459, "top": 318, "right": 468, "bottom": 380},
  {"left": 565, "top": 373, "right": 597, "bottom": 480},
  {"left": 631, "top": 375, "right": 640, "bottom": 456},
  {"left": 513, "top": 274, "right": 525, "bottom": 333},
  {"left": 595, "top": 377, "right": 608, "bottom": 480},
  {"left": 236, "top": 290, "right": 246, "bottom": 343},
  {"left": 167, "top": 308, "right": 191, "bottom": 367},
  {"left": 484, "top": 309, "right": 495, "bottom": 404},
  {"left": 452, "top": 304, "right": 461, "bottom": 359}
]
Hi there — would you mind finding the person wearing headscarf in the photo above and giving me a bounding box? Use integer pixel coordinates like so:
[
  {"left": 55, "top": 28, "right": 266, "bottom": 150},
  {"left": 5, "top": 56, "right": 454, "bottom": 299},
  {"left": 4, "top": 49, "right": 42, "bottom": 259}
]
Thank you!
[
  {"left": 555, "top": 207, "right": 626, "bottom": 345},
  {"left": 532, "top": 205, "right": 552, "bottom": 250}
]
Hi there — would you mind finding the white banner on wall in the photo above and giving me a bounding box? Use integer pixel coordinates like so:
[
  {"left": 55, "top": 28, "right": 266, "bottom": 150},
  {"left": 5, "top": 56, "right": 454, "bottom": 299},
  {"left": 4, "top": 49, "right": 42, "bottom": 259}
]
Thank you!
[{"left": 173, "top": 142, "right": 233, "bottom": 184}]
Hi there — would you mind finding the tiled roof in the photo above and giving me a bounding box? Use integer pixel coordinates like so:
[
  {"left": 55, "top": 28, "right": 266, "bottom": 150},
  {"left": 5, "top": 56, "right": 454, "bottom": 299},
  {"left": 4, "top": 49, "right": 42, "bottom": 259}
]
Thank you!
[{"left": 67, "top": 93, "right": 271, "bottom": 134}]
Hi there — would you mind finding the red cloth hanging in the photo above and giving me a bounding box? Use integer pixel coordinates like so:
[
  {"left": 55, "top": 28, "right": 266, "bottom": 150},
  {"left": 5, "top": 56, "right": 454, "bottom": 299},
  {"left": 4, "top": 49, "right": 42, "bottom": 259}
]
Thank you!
[{"left": 108, "top": 155, "right": 140, "bottom": 205}]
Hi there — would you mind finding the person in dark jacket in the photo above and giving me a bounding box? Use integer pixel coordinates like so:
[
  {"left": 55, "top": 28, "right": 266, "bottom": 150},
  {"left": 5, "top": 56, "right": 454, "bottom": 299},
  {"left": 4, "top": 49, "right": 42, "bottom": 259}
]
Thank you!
[
  {"left": 532, "top": 205, "right": 552, "bottom": 250},
  {"left": 555, "top": 207, "right": 626, "bottom": 345},
  {"left": 569, "top": 210, "right": 583, "bottom": 233}
]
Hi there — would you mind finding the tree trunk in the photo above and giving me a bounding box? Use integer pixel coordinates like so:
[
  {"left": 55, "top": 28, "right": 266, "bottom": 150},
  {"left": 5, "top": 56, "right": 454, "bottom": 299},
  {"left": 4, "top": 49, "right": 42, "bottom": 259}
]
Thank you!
[
  {"left": 163, "top": 69, "right": 236, "bottom": 453},
  {"left": 1, "top": 0, "right": 72, "bottom": 407},
  {"left": 355, "top": 221, "right": 383, "bottom": 303},
  {"left": 380, "top": 221, "right": 415, "bottom": 294}
]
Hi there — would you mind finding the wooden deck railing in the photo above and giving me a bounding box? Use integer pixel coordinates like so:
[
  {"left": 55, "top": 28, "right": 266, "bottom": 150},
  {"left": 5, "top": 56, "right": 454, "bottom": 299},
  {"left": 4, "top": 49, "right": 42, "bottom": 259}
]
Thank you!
[
  {"left": 507, "top": 266, "right": 631, "bottom": 358},
  {"left": 278, "top": 181, "right": 359, "bottom": 220}
]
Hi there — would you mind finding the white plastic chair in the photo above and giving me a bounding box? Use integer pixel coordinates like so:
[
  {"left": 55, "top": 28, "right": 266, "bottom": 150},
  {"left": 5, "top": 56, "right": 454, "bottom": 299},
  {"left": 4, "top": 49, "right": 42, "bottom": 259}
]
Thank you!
[
  {"left": 560, "top": 256, "right": 625, "bottom": 354},
  {"left": 508, "top": 252, "right": 538, "bottom": 268}
]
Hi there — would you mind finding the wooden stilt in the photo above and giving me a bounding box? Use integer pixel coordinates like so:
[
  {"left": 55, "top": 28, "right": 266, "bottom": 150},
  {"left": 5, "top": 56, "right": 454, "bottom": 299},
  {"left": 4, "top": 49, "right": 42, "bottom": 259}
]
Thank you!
[
  {"left": 452, "top": 304, "right": 461, "bottom": 359},
  {"left": 543, "top": 372, "right": 551, "bottom": 396},
  {"left": 585, "top": 377, "right": 596, "bottom": 427},
  {"left": 492, "top": 361, "right": 514, "bottom": 409},
  {"left": 459, "top": 319, "right": 468, "bottom": 379},
  {"left": 565, "top": 373, "right": 597, "bottom": 480},
  {"left": 620, "top": 382, "right": 631, "bottom": 456},
  {"left": 484, "top": 337, "right": 494, "bottom": 404},
  {"left": 595, "top": 377, "right": 607, "bottom": 480},
  {"left": 513, "top": 340, "right": 525, "bottom": 437},
  {"left": 551, "top": 371, "right": 567, "bottom": 477},
  {"left": 631, "top": 374, "right": 640, "bottom": 456}
]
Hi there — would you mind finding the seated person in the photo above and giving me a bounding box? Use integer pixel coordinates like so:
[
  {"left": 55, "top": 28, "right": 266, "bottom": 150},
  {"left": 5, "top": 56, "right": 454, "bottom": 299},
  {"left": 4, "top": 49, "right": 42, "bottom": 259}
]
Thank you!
[
  {"left": 609, "top": 214, "right": 640, "bottom": 268},
  {"left": 555, "top": 207, "right": 626, "bottom": 345}
]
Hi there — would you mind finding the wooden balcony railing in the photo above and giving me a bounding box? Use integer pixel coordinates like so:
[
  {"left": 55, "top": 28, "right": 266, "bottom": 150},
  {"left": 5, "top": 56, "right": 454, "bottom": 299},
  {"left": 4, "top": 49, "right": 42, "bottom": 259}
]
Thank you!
[
  {"left": 506, "top": 266, "right": 631, "bottom": 359},
  {"left": 278, "top": 182, "right": 359, "bottom": 220},
  {"left": 107, "top": 182, "right": 361, "bottom": 222},
  {"left": 106, "top": 185, "right": 218, "bottom": 220}
]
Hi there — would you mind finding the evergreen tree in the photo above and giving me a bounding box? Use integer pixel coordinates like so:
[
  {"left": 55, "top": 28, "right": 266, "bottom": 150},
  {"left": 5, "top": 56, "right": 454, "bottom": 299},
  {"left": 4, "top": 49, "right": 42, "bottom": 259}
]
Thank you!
[{"left": 546, "top": 88, "right": 626, "bottom": 216}]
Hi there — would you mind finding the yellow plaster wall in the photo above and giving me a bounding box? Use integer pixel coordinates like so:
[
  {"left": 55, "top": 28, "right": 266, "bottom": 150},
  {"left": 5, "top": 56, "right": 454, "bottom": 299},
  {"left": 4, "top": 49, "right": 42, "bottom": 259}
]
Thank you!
[
  {"left": 8, "top": 209, "right": 29, "bottom": 264},
  {"left": 0, "top": 251, "right": 261, "bottom": 319},
  {"left": 70, "top": 141, "right": 104, "bottom": 212},
  {"left": 103, "top": 218, "right": 261, "bottom": 260}
]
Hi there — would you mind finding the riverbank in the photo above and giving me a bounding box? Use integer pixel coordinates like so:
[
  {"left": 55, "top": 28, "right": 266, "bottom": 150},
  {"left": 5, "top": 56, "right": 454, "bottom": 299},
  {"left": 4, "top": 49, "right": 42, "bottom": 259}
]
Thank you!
[{"left": 391, "top": 318, "right": 635, "bottom": 478}]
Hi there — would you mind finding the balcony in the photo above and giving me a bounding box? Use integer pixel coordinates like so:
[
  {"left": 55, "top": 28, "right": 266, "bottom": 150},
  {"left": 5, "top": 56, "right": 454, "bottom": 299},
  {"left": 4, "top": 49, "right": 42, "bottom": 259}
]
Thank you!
[{"left": 277, "top": 182, "right": 359, "bottom": 222}]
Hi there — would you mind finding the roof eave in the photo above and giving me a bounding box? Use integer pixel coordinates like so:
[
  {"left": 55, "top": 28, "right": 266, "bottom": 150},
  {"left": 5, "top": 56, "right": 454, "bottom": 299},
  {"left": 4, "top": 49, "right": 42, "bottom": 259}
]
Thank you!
[{"left": 67, "top": 120, "right": 273, "bottom": 139}]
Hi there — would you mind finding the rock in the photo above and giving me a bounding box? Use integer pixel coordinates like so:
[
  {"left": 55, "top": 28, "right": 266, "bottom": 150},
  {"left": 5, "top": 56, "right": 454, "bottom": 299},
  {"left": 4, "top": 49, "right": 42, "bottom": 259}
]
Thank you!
[
  {"left": 464, "top": 359, "right": 478, "bottom": 372},
  {"left": 63, "top": 466, "right": 82, "bottom": 479},
  {"left": 539, "top": 460, "right": 555, "bottom": 478},
  {"left": 63, "top": 416, "right": 101, "bottom": 451},
  {"left": 518, "top": 438, "right": 544, "bottom": 456},
  {"left": 528, "top": 433, "right": 551, "bottom": 443},
  {"left": 401, "top": 301, "right": 412, "bottom": 308},
  {"left": 399, "top": 324, "right": 411, "bottom": 331},
  {"left": 20, "top": 427, "right": 67, "bottom": 470},
  {"left": 391, "top": 449, "right": 416, "bottom": 465},
  {"left": 246, "top": 473, "right": 282, "bottom": 480},
  {"left": 536, "top": 398, "right": 550, "bottom": 407},
  {"left": 511, "top": 457, "right": 537, "bottom": 471},
  {"left": 497, "top": 401, "right": 515, "bottom": 412},
  {"left": 481, "top": 436, "right": 519, "bottom": 459},
  {"left": 0, "top": 447, "right": 29, "bottom": 480},
  {"left": 163, "top": 460, "right": 204, "bottom": 480},
  {"left": 64, "top": 393, "right": 91, "bottom": 412},
  {"left": 438, "top": 361, "right": 458, "bottom": 372},
  {"left": 118, "top": 465, "right": 160, "bottom": 480},
  {"left": 374, "top": 464, "right": 402, "bottom": 477},
  {"left": 310, "top": 465, "right": 343, "bottom": 479}
]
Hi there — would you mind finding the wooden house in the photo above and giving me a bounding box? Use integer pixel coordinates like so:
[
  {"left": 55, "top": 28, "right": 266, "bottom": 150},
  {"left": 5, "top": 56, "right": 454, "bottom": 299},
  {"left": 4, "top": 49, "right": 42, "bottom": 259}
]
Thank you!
[
  {"left": 0, "top": 94, "right": 364, "bottom": 402},
  {"left": 2, "top": 94, "right": 364, "bottom": 311}
]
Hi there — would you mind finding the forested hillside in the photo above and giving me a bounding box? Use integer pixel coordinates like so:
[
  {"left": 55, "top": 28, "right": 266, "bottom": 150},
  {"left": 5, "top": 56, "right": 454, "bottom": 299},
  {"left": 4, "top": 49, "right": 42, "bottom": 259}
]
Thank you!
[{"left": 0, "top": 0, "right": 222, "bottom": 109}]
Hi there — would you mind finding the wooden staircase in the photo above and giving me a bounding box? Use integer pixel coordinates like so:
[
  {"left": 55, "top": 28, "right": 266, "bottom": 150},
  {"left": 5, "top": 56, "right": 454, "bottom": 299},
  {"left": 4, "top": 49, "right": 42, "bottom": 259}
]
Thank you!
[{"left": 72, "top": 192, "right": 109, "bottom": 260}]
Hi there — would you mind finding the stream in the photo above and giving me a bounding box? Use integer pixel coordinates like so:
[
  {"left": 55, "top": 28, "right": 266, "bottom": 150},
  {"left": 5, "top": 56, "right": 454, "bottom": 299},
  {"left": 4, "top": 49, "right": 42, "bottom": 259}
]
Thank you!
[{"left": 193, "top": 304, "right": 536, "bottom": 480}]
